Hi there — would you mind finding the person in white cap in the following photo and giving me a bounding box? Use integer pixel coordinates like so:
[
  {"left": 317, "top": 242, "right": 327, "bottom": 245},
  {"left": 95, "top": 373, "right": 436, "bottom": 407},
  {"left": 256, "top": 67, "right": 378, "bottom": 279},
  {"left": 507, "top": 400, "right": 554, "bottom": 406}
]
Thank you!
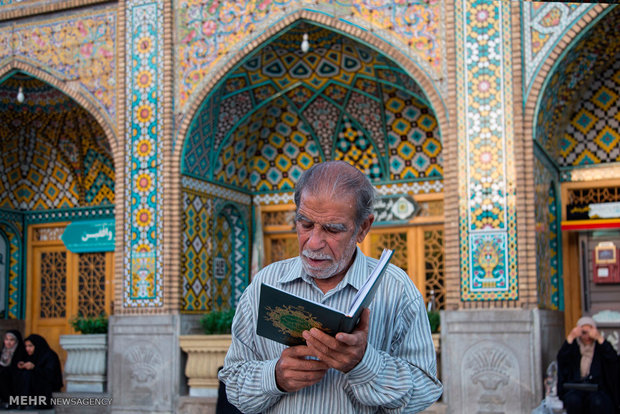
[{"left": 556, "top": 316, "right": 619, "bottom": 414}]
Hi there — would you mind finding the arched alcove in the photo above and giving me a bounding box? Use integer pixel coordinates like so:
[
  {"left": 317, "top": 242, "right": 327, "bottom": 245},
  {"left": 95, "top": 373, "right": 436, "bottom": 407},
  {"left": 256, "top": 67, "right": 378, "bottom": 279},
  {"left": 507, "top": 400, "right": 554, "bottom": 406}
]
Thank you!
[
  {"left": 178, "top": 19, "right": 446, "bottom": 313},
  {"left": 529, "top": 6, "right": 620, "bottom": 331},
  {"left": 0, "top": 69, "right": 116, "bottom": 361}
]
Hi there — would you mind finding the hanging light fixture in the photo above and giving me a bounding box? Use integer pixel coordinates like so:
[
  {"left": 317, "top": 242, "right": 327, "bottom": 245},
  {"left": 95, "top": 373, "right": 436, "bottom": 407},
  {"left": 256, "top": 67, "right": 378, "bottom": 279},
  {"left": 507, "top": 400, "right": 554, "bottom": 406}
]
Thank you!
[
  {"left": 301, "top": 33, "right": 309, "bottom": 53},
  {"left": 17, "top": 86, "right": 25, "bottom": 104}
]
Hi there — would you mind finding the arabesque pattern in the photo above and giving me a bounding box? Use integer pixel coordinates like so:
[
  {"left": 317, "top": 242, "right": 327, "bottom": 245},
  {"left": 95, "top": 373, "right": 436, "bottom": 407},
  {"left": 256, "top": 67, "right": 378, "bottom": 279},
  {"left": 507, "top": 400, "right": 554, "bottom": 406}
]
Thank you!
[
  {"left": 175, "top": 0, "right": 444, "bottom": 110},
  {"left": 0, "top": 77, "right": 114, "bottom": 210},
  {"left": 0, "top": 7, "right": 117, "bottom": 121},
  {"left": 39, "top": 251, "right": 67, "bottom": 318},
  {"left": 183, "top": 23, "right": 442, "bottom": 193},
  {"left": 125, "top": 0, "right": 164, "bottom": 307},
  {"left": 522, "top": 2, "right": 590, "bottom": 100},
  {"left": 78, "top": 253, "right": 107, "bottom": 316},
  {"left": 458, "top": 0, "right": 517, "bottom": 301},
  {"left": 535, "top": 6, "right": 620, "bottom": 165},
  {"left": 424, "top": 229, "right": 445, "bottom": 310}
]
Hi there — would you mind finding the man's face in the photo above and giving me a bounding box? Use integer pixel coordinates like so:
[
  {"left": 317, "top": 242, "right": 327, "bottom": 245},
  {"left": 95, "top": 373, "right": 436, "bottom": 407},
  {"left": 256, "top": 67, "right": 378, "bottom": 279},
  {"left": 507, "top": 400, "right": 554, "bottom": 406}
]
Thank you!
[{"left": 295, "top": 191, "right": 372, "bottom": 280}]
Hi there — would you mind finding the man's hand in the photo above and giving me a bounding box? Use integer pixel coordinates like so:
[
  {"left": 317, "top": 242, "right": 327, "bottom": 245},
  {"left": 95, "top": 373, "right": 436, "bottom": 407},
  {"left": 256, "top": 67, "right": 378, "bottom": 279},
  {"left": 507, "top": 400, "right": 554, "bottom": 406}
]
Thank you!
[
  {"left": 302, "top": 308, "right": 370, "bottom": 373},
  {"left": 275, "top": 346, "right": 329, "bottom": 392}
]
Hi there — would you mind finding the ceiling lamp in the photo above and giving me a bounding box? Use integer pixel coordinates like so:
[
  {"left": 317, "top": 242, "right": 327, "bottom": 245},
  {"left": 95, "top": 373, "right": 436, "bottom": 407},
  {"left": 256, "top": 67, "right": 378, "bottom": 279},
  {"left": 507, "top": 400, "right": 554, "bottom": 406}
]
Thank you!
[
  {"left": 17, "top": 86, "right": 24, "bottom": 103},
  {"left": 301, "top": 33, "right": 309, "bottom": 53}
]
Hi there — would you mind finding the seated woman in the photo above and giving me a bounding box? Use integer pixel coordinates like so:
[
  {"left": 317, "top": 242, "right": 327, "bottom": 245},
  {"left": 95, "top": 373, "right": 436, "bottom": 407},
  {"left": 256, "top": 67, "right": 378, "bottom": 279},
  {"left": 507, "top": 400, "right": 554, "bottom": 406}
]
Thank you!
[
  {"left": 0, "top": 329, "right": 26, "bottom": 408},
  {"left": 557, "top": 316, "right": 619, "bottom": 414},
  {"left": 16, "top": 334, "right": 63, "bottom": 410}
]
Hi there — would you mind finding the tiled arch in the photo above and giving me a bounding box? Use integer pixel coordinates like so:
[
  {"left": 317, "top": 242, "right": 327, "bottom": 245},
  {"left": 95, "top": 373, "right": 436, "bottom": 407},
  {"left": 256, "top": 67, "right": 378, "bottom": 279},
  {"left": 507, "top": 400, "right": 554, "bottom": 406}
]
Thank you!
[
  {"left": 523, "top": 4, "right": 611, "bottom": 149},
  {"left": 173, "top": 10, "right": 449, "bottom": 160},
  {"left": 522, "top": 4, "right": 614, "bottom": 319},
  {"left": 0, "top": 59, "right": 119, "bottom": 155},
  {"left": 170, "top": 10, "right": 449, "bottom": 311}
]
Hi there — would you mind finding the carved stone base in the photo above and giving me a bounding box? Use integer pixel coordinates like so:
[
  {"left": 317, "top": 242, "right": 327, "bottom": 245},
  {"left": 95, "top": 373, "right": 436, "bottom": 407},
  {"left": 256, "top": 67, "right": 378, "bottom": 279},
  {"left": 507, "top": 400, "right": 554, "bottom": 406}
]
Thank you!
[
  {"left": 108, "top": 315, "right": 181, "bottom": 414},
  {"left": 440, "top": 309, "right": 564, "bottom": 414}
]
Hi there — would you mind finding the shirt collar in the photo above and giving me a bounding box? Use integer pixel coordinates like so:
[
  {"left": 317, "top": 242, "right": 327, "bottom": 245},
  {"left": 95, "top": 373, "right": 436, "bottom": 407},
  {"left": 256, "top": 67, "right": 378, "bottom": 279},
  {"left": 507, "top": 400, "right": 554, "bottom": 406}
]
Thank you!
[{"left": 278, "top": 246, "right": 368, "bottom": 291}]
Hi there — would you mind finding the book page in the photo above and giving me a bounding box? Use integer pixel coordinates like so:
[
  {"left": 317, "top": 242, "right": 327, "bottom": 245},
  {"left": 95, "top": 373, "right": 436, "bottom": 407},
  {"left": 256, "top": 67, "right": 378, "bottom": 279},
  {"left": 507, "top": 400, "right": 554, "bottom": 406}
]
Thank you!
[{"left": 346, "top": 248, "right": 393, "bottom": 316}]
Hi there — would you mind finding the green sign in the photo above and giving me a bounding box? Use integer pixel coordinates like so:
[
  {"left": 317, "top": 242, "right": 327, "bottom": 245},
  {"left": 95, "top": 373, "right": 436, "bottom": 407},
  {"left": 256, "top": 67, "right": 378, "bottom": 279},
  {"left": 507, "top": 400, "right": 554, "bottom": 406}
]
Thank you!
[{"left": 61, "top": 219, "right": 115, "bottom": 253}]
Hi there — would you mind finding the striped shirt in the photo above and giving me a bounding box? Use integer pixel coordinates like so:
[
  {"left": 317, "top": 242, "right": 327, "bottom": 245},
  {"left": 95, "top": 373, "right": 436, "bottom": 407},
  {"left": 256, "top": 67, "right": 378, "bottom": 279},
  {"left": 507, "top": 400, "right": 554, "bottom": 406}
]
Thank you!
[{"left": 219, "top": 247, "right": 442, "bottom": 413}]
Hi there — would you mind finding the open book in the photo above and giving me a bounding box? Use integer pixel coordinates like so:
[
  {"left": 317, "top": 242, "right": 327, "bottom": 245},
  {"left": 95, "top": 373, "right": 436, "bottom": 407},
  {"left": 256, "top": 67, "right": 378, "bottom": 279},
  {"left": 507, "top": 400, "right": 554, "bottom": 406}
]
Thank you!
[{"left": 256, "top": 249, "right": 394, "bottom": 346}]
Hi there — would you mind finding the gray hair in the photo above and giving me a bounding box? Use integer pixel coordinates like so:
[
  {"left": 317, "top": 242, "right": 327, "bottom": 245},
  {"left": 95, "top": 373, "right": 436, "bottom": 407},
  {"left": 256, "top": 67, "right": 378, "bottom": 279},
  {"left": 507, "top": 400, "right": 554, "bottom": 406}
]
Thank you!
[{"left": 294, "top": 161, "right": 376, "bottom": 228}]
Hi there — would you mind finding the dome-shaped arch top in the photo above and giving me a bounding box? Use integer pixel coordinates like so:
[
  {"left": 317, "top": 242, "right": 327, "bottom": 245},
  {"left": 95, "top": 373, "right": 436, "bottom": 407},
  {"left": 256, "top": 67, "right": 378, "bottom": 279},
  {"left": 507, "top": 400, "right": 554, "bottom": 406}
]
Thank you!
[
  {"left": 0, "top": 72, "right": 115, "bottom": 210},
  {"left": 182, "top": 21, "right": 443, "bottom": 193},
  {"left": 534, "top": 6, "right": 620, "bottom": 169}
]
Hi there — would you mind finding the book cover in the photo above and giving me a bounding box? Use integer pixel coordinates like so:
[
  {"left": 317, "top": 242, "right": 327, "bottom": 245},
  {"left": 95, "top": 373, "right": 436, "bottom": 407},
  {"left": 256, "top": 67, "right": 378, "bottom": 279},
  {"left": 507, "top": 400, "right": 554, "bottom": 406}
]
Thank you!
[{"left": 256, "top": 249, "right": 394, "bottom": 346}]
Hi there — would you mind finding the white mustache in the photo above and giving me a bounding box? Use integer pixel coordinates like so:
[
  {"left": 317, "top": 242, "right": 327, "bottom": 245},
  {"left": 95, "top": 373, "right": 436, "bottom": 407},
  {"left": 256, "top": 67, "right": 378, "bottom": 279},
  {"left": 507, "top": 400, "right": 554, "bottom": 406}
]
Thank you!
[{"left": 302, "top": 250, "right": 333, "bottom": 261}]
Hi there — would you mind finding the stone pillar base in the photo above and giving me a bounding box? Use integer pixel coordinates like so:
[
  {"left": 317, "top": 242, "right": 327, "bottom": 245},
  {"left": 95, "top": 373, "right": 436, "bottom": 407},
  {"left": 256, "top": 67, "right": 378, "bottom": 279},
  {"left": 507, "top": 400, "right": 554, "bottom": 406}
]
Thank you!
[
  {"left": 108, "top": 315, "right": 181, "bottom": 414},
  {"left": 440, "top": 309, "right": 564, "bottom": 414}
]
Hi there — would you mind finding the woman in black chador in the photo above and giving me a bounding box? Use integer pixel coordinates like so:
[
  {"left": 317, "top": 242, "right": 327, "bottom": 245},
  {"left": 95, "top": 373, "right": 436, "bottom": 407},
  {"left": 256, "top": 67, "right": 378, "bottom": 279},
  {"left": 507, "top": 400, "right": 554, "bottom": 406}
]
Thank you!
[
  {"left": 557, "top": 316, "right": 619, "bottom": 414},
  {"left": 0, "top": 329, "right": 26, "bottom": 408},
  {"left": 16, "top": 334, "right": 63, "bottom": 409}
]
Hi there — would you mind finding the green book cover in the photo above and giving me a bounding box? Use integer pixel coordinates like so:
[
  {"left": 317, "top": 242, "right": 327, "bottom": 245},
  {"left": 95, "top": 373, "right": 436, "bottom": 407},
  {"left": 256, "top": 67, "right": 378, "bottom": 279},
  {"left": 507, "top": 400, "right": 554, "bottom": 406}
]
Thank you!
[{"left": 256, "top": 249, "right": 394, "bottom": 346}]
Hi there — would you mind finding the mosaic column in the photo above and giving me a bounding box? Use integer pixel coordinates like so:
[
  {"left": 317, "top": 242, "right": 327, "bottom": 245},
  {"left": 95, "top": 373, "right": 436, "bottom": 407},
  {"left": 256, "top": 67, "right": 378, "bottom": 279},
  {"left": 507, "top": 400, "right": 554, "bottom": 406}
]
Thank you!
[
  {"left": 124, "top": 0, "right": 164, "bottom": 308},
  {"left": 110, "top": 3, "right": 182, "bottom": 412},
  {"left": 442, "top": 3, "right": 559, "bottom": 412},
  {"left": 456, "top": 0, "right": 517, "bottom": 301}
]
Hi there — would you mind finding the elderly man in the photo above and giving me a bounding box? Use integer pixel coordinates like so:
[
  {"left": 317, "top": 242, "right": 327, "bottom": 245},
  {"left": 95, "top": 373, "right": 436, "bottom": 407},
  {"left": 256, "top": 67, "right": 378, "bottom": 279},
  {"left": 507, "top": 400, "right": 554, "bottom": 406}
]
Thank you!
[
  {"left": 557, "top": 316, "right": 619, "bottom": 414},
  {"left": 219, "top": 161, "right": 442, "bottom": 413}
]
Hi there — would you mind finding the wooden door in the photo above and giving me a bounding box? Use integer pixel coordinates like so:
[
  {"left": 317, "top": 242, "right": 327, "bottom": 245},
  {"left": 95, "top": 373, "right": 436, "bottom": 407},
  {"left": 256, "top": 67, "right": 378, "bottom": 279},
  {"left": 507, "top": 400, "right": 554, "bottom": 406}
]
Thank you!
[
  {"left": 27, "top": 223, "right": 113, "bottom": 369},
  {"left": 30, "top": 245, "right": 72, "bottom": 364},
  {"left": 261, "top": 203, "right": 445, "bottom": 310}
]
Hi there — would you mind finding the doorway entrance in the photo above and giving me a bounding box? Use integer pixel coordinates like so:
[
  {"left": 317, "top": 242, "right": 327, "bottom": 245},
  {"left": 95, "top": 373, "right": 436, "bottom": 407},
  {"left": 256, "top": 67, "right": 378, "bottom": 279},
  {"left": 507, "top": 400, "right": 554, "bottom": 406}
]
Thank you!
[{"left": 27, "top": 223, "right": 113, "bottom": 367}]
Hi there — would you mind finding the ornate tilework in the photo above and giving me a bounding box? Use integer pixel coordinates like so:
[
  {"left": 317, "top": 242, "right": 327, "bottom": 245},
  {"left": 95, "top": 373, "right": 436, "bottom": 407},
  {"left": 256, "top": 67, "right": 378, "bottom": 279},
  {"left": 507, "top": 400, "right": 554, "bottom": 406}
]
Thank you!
[
  {"left": 125, "top": 0, "right": 164, "bottom": 307},
  {"left": 212, "top": 203, "right": 249, "bottom": 311},
  {"left": 182, "top": 189, "right": 213, "bottom": 312},
  {"left": 383, "top": 85, "right": 442, "bottom": 180},
  {"left": 333, "top": 115, "right": 383, "bottom": 181},
  {"left": 0, "top": 7, "right": 117, "bottom": 123},
  {"left": 535, "top": 7, "right": 620, "bottom": 165},
  {"left": 183, "top": 23, "right": 442, "bottom": 193},
  {"left": 302, "top": 96, "right": 341, "bottom": 158},
  {"left": 0, "top": 76, "right": 114, "bottom": 211},
  {"left": 522, "top": 2, "right": 591, "bottom": 101},
  {"left": 181, "top": 176, "right": 251, "bottom": 205},
  {"left": 175, "top": 0, "right": 444, "bottom": 111},
  {"left": 561, "top": 58, "right": 620, "bottom": 166},
  {"left": 457, "top": 0, "right": 517, "bottom": 301},
  {"left": 534, "top": 155, "right": 561, "bottom": 311},
  {"left": 0, "top": 221, "right": 22, "bottom": 319},
  {"left": 465, "top": 232, "right": 513, "bottom": 299},
  {"left": 181, "top": 184, "right": 249, "bottom": 312},
  {"left": 24, "top": 206, "right": 114, "bottom": 224}
]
